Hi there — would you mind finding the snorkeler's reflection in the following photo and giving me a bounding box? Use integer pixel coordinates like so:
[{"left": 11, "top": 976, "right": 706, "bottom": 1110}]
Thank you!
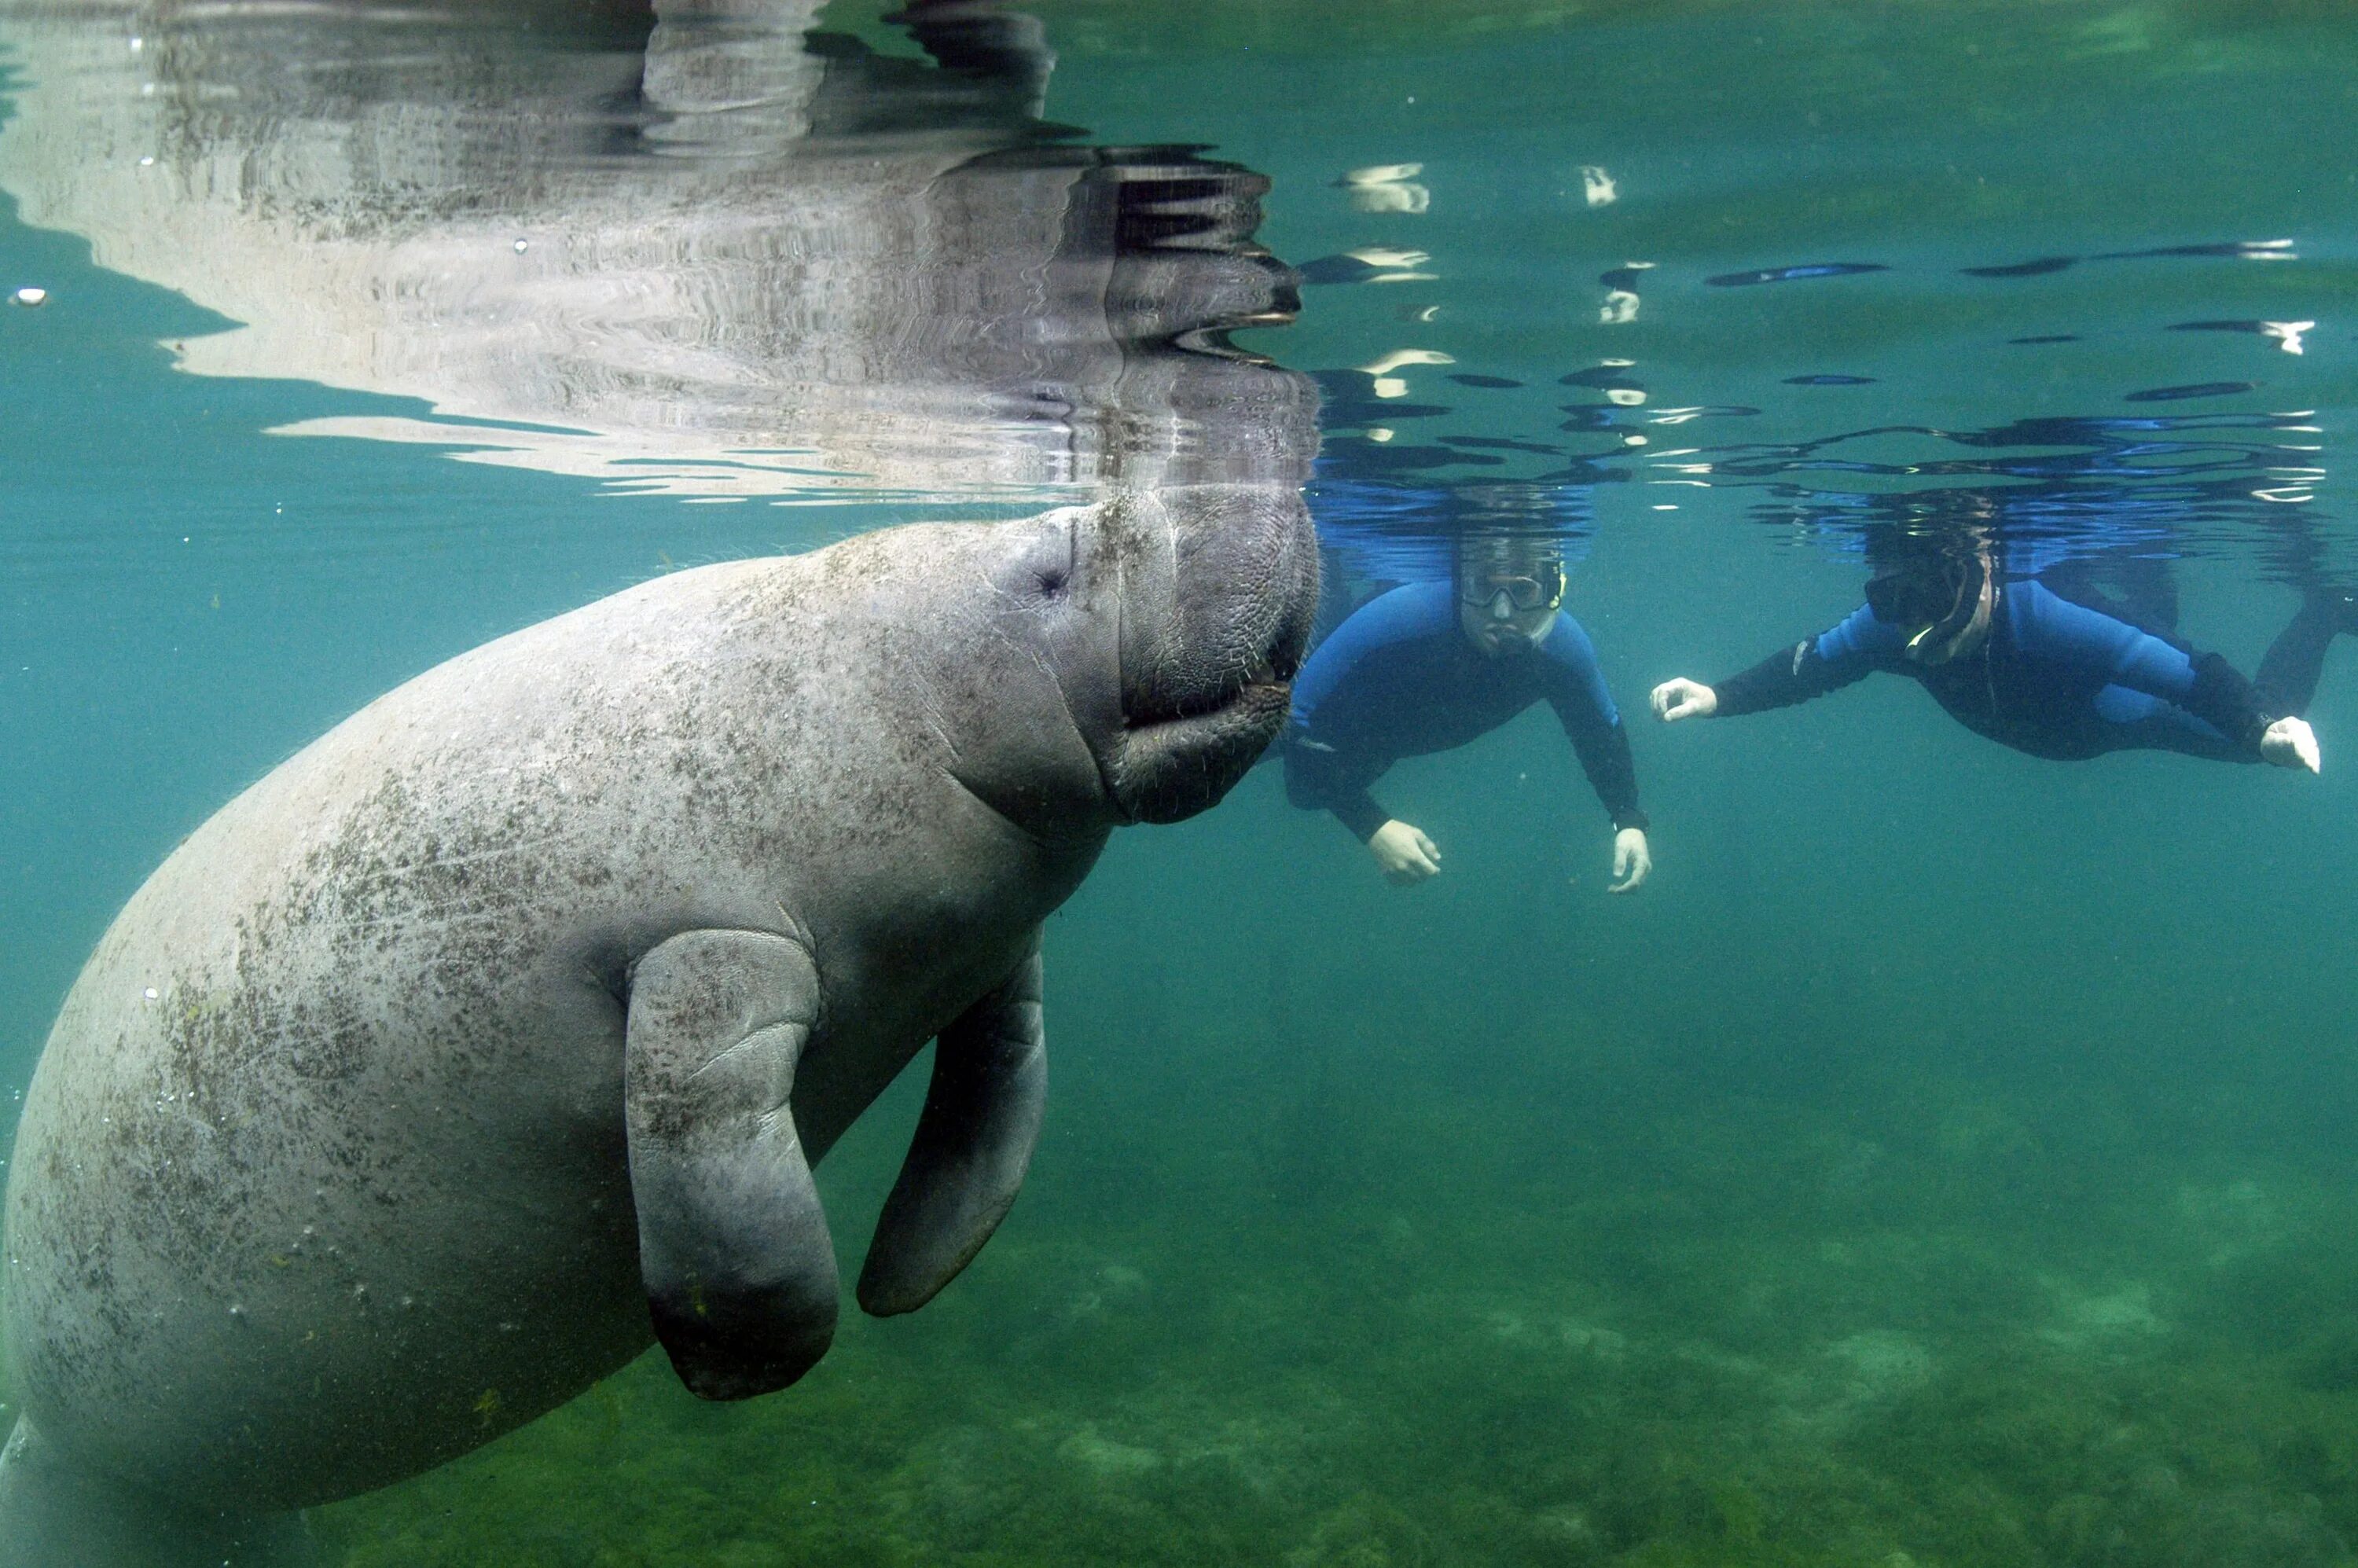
[
  {"left": 1284, "top": 484, "right": 1653, "bottom": 893},
  {"left": 1651, "top": 516, "right": 2353, "bottom": 774}
]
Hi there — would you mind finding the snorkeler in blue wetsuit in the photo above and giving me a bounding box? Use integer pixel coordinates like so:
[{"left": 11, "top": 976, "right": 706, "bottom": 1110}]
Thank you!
[
  {"left": 1287, "top": 531, "right": 1654, "bottom": 890},
  {"left": 1649, "top": 534, "right": 2347, "bottom": 772}
]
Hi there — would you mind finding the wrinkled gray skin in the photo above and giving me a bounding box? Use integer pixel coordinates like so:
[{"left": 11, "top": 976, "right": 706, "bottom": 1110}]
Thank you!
[{"left": 0, "top": 486, "right": 1315, "bottom": 1565}]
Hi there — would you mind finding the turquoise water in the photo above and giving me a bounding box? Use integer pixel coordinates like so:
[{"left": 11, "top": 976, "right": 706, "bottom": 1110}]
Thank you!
[{"left": 6, "top": 1, "right": 2358, "bottom": 1562}]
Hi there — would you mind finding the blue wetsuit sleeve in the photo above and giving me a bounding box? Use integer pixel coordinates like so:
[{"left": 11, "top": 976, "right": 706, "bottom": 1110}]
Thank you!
[
  {"left": 2010, "top": 583, "right": 2270, "bottom": 752},
  {"left": 1283, "top": 744, "right": 1392, "bottom": 842},
  {"left": 1284, "top": 585, "right": 1456, "bottom": 841},
  {"left": 1710, "top": 604, "right": 1895, "bottom": 716},
  {"left": 1537, "top": 616, "right": 1648, "bottom": 832}
]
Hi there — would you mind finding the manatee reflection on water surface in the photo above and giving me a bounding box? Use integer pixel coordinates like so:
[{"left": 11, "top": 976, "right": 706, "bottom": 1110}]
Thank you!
[
  {"left": 0, "top": 0, "right": 1314, "bottom": 499},
  {"left": 6, "top": 1, "right": 2358, "bottom": 1565}
]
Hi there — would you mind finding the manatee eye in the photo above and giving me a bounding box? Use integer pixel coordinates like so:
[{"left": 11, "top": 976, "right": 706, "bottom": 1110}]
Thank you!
[{"left": 1035, "top": 567, "right": 1069, "bottom": 599}]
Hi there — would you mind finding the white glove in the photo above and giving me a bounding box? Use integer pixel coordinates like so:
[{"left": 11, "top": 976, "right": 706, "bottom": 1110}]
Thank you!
[
  {"left": 2261, "top": 715, "right": 2321, "bottom": 773},
  {"left": 1650, "top": 678, "right": 1718, "bottom": 722},
  {"left": 1609, "top": 828, "right": 1651, "bottom": 894},
  {"left": 1368, "top": 819, "right": 1442, "bottom": 883}
]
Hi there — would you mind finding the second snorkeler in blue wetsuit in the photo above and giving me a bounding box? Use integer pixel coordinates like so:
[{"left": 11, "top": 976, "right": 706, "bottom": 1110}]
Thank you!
[
  {"left": 1286, "top": 531, "right": 1653, "bottom": 890},
  {"left": 1649, "top": 533, "right": 2344, "bottom": 772}
]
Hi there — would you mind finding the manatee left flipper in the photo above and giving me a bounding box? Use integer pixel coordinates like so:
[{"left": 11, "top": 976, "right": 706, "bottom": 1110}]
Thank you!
[
  {"left": 625, "top": 928, "right": 836, "bottom": 1401},
  {"left": 858, "top": 934, "right": 1046, "bottom": 1316}
]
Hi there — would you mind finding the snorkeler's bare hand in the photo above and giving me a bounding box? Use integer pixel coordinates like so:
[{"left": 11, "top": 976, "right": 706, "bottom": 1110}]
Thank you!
[
  {"left": 1650, "top": 678, "right": 1718, "bottom": 722},
  {"left": 1609, "top": 827, "right": 1651, "bottom": 894},
  {"left": 2261, "top": 714, "right": 2321, "bottom": 773},
  {"left": 1368, "top": 819, "right": 1442, "bottom": 883}
]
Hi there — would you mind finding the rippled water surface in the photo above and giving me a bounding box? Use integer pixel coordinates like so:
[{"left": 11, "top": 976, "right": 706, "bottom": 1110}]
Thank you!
[{"left": 7, "top": 2, "right": 2358, "bottom": 1564}]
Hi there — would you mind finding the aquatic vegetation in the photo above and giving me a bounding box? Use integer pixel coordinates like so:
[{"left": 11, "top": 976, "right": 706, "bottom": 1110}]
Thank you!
[{"left": 297, "top": 992, "right": 2358, "bottom": 1566}]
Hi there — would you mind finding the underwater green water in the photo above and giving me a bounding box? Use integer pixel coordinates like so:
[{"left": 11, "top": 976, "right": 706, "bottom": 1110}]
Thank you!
[{"left": 7, "top": 1, "right": 2358, "bottom": 1563}]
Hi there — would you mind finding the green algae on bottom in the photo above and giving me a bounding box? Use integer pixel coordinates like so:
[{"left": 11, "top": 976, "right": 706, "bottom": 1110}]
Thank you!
[{"left": 306, "top": 1012, "right": 2358, "bottom": 1568}]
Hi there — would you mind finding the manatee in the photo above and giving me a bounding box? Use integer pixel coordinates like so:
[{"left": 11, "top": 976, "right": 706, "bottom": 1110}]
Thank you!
[{"left": 0, "top": 486, "right": 1316, "bottom": 1566}]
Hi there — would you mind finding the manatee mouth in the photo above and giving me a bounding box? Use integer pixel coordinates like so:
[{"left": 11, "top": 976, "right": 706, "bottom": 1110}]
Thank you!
[
  {"left": 1129, "top": 644, "right": 1291, "bottom": 726},
  {"left": 1107, "top": 642, "right": 1300, "bottom": 825}
]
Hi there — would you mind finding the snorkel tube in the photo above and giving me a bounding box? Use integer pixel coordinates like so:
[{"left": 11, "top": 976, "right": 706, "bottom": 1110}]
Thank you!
[{"left": 1866, "top": 538, "right": 1994, "bottom": 666}]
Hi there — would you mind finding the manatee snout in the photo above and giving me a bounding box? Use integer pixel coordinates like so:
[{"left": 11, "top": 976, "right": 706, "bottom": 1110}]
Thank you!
[
  {"left": 1108, "top": 681, "right": 1296, "bottom": 825},
  {"left": 1107, "top": 483, "right": 1317, "bottom": 823}
]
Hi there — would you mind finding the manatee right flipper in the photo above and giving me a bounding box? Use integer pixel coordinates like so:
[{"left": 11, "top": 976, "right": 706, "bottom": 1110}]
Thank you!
[
  {"left": 625, "top": 928, "right": 835, "bottom": 1401},
  {"left": 858, "top": 935, "right": 1046, "bottom": 1316}
]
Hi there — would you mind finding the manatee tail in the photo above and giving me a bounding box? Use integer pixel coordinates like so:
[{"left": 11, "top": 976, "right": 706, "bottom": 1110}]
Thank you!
[{"left": 0, "top": 1417, "right": 315, "bottom": 1568}]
